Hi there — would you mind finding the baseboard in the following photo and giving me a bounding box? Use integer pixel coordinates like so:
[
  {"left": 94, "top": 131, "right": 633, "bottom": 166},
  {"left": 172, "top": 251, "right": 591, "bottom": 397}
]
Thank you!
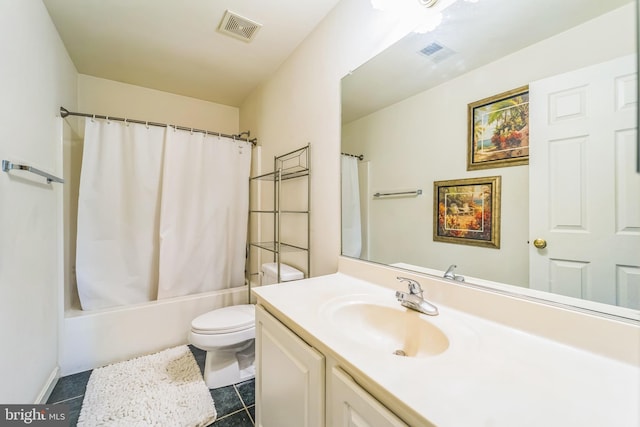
[{"left": 35, "top": 366, "right": 60, "bottom": 404}]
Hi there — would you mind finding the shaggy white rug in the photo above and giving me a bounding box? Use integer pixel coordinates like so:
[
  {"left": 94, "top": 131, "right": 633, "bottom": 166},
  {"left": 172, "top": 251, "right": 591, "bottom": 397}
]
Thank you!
[{"left": 78, "top": 346, "right": 216, "bottom": 427}]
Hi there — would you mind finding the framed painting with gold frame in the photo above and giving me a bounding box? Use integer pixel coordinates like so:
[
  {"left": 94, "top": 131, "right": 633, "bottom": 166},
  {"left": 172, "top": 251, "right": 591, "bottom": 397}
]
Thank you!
[
  {"left": 467, "top": 86, "right": 529, "bottom": 170},
  {"left": 433, "top": 176, "right": 501, "bottom": 248}
]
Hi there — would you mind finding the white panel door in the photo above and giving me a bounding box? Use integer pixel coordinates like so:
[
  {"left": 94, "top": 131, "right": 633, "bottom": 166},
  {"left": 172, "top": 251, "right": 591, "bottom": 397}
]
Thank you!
[
  {"left": 330, "top": 367, "right": 408, "bottom": 427},
  {"left": 255, "top": 305, "right": 325, "bottom": 427},
  {"left": 529, "top": 54, "right": 640, "bottom": 309}
]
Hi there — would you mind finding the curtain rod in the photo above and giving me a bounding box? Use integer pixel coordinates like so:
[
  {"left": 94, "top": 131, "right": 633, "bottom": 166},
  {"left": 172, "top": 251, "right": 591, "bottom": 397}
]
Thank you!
[
  {"left": 59, "top": 107, "right": 257, "bottom": 145},
  {"left": 341, "top": 152, "right": 363, "bottom": 160}
]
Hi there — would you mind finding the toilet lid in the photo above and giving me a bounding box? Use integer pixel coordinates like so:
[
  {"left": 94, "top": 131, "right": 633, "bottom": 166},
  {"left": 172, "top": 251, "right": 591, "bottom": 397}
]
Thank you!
[{"left": 191, "top": 304, "right": 255, "bottom": 334}]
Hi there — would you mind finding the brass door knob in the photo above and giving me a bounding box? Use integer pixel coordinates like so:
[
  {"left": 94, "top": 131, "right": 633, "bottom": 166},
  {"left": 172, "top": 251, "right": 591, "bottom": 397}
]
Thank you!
[{"left": 533, "top": 238, "right": 547, "bottom": 249}]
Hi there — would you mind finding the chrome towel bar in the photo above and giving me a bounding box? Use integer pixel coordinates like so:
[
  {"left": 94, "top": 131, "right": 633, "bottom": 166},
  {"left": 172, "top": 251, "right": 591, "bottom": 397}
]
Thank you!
[
  {"left": 373, "top": 189, "right": 422, "bottom": 198},
  {"left": 2, "top": 160, "right": 64, "bottom": 184}
]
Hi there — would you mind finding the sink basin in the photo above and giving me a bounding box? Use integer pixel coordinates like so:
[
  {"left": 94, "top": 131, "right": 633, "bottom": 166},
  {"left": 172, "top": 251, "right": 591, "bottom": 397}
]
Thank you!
[{"left": 323, "top": 298, "right": 449, "bottom": 358}]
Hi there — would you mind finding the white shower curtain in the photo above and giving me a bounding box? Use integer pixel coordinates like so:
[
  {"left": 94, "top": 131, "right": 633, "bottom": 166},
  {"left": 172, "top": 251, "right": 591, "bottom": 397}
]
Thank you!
[
  {"left": 157, "top": 132, "right": 252, "bottom": 299},
  {"left": 76, "top": 119, "right": 165, "bottom": 310},
  {"left": 341, "top": 155, "right": 362, "bottom": 258},
  {"left": 76, "top": 119, "right": 252, "bottom": 310}
]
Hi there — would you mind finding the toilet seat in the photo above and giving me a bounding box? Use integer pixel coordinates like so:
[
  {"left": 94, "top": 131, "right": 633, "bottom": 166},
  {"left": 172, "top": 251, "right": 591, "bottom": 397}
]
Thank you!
[{"left": 191, "top": 304, "right": 255, "bottom": 335}]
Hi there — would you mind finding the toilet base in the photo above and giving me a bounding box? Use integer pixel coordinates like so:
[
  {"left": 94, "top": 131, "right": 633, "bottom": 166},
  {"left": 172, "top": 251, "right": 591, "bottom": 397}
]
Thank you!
[{"left": 203, "top": 339, "right": 255, "bottom": 389}]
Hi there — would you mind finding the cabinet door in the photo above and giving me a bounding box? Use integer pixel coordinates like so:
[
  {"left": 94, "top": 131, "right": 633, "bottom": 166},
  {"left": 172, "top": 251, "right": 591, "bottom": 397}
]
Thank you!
[
  {"left": 255, "top": 305, "right": 325, "bottom": 427},
  {"left": 330, "top": 367, "right": 408, "bottom": 427}
]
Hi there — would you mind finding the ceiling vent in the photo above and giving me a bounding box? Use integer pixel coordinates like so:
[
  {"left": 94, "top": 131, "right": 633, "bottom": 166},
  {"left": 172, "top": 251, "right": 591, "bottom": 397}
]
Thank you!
[
  {"left": 218, "top": 10, "right": 262, "bottom": 42},
  {"left": 418, "top": 42, "right": 457, "bottom": 63}
]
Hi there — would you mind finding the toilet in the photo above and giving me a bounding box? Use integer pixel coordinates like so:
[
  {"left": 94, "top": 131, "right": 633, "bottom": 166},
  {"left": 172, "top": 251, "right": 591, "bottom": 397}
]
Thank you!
[
  {"left": 189, "top": 304, "right": 256, "bottom": 389},
  {"left": 189, "top": 262, "right": 303, "bottom": 389}
]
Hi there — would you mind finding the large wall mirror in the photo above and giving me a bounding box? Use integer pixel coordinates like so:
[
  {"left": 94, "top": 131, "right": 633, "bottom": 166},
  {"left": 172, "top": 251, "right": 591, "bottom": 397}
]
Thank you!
[{"left": 341, "top": 0, "right": 639, "bottom": 321}]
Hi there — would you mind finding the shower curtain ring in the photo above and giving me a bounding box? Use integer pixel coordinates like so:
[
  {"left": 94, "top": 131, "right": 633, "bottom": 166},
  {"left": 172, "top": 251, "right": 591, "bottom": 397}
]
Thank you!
[
  {"left": 145, "top": 121, "right": 149, "bottom": 129},
  {"left": 91, "top": 114, "right": 95, "bottom": 122}
]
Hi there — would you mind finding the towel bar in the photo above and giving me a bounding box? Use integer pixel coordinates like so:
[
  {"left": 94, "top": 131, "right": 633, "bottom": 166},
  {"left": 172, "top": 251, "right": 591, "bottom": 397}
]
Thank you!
[
  {"left": 2, "top": 160, "right": 64, "bottom": 184},
  {"left": 373, "top": 189, "right": 422, "bottom": 198}
]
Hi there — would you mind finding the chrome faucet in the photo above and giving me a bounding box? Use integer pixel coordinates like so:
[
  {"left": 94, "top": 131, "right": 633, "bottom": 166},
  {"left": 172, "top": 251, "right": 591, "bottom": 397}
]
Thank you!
[
  {"left": 443, "top": 264, "right": 465, "bottom": 282},
  {"left": 395, "top": 277, "right": 438, "bottom": 316}
]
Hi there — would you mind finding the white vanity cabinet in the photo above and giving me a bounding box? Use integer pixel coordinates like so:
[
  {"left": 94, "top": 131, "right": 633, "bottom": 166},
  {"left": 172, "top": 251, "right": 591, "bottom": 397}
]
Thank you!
[
  {"left": 255, "top": 304, "right": 325, "bottom": 427},
  {"left": 253, "top": 268, "right": 640, "bottom": 427},
  {"left": 256, "top": 304, "right": 410, "bottom": 427},
  {"left": 330, "top": 367, "right": 408, "bottom": 427}
]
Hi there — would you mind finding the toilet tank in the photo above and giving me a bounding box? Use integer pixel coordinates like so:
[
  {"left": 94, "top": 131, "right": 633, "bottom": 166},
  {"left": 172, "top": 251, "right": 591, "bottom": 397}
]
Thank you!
[{"left": 261, "top": 262, "right": 304, "bottom": 285}]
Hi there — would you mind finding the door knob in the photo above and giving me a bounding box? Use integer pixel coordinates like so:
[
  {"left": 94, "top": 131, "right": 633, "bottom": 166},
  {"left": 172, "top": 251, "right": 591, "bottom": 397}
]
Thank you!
[{"left": 533, "top": 238, "right": 547, "bottom": 249}]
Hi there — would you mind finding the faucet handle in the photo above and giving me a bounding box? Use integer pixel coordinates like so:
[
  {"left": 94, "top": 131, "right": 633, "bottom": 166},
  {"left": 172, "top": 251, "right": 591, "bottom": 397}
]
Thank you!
[
  {"left": 444, "top": 264, "right": 457, "bottom": 276},
  {"left": 443, "top": 264, "right": 465, "bottom": 281},
  {"left": 396, "top": 277, "right": 423, "bottom": 297}
]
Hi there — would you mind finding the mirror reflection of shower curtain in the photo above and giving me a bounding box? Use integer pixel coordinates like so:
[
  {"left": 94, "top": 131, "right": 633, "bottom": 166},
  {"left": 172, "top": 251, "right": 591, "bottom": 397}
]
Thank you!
[
  {"left": 157, "top": 131, "right": 251, "bottom": 299},
  {"left": 341, "top": 155, "right": 362, "bottom": 257},
  {"left": 76, "top": 119, "right": 252, "bottom": 310}
]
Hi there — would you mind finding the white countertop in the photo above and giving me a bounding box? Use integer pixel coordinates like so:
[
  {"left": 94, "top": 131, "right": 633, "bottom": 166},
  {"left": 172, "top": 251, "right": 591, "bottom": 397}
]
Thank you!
[{"left": 253, "top": 272, "right": 640, "bottom": 427}]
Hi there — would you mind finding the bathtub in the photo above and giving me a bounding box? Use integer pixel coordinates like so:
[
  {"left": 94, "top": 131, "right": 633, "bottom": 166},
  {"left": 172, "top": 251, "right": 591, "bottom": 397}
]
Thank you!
[{"left": 60, "top": 286, "right": 249, "bottom": 375}]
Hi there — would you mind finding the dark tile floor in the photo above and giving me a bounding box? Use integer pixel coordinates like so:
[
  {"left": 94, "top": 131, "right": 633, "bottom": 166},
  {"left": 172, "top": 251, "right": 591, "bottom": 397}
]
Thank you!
[{"left": 47, "top": 345, "right": 255, "bottom": 427}]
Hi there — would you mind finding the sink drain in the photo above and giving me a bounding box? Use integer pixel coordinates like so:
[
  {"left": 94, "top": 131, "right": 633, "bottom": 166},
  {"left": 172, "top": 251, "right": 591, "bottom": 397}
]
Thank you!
[{"left": 393, "top": 349, "right": 407, "bottom": 357}]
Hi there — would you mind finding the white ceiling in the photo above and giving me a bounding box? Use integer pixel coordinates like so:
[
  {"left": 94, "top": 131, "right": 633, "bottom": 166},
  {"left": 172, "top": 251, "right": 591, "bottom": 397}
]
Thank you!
[{"left": 43, "top": 0, "right": 342, "bottom": 107}]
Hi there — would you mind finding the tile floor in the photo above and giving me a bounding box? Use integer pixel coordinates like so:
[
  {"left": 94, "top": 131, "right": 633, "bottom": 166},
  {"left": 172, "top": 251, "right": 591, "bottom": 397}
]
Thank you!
[{"left": 47, "top": 345, "right": 255, "bottom": 427}]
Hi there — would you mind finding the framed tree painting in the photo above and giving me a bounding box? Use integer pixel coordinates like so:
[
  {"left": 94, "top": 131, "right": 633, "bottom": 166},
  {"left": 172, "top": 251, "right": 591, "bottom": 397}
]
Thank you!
[
  {"left": 433, "top": 176, "right": 501, "bottom": 248},
  {"left": 467, "top": 86, "right": 529, "bottom": 170}
]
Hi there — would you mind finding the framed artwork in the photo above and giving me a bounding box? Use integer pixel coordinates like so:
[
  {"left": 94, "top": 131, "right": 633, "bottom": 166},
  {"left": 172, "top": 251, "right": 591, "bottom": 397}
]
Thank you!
[
  {"left": 467, "top": 86, "right": 529, "bottom": 170},
  {"left": 433, "top": 176, "right": 501, "bottom": 248}
]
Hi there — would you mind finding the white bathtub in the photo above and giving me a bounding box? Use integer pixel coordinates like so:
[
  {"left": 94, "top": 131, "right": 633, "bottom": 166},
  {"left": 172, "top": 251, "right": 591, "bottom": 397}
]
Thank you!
[{"left": 60, "top": 286, "right": 249, "bottom": 375}]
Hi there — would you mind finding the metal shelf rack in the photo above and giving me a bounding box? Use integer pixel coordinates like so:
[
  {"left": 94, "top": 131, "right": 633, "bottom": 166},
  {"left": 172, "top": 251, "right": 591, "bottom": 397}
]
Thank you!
[{"left": 247, "top": 144, "right": 310, "bottom": 292}]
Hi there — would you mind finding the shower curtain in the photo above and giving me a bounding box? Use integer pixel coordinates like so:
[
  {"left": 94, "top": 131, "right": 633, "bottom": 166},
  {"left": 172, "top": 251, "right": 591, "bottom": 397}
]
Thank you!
[
  {"left": 76, "top": 119, "right": 251, "bottom": 310},
  {"left": 76, "top": 119, "right": 165, "bottom": 310},
  {"left": 341, "top": 155, "right": 362, "bottom": 258},
  {"left": 158, "top": 130, "right": 251, "bottom": 299}
]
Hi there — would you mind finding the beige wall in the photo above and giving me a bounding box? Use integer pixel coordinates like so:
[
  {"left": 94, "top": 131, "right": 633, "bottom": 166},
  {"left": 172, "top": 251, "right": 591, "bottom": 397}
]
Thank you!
[
  {"left": 240, "top": 0, "right": 436, "bottom": 277},
  {"left": 341, "top": 3, "right": 635, "bottom": 287},
  {"left": 64, "top": 75, "right": 241, "bottom": 310},
  {"left": 77, "top": 74, "right": 239, "bottom": 134},
  {"left": 0, "top": 0, "right": 77, "bottom": 403}
]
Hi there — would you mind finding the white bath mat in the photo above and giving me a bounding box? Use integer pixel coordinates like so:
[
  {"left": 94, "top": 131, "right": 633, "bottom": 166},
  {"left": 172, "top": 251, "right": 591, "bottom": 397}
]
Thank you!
[{"left": 78, "top": 345, "right": 216, "bottom": 427}]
